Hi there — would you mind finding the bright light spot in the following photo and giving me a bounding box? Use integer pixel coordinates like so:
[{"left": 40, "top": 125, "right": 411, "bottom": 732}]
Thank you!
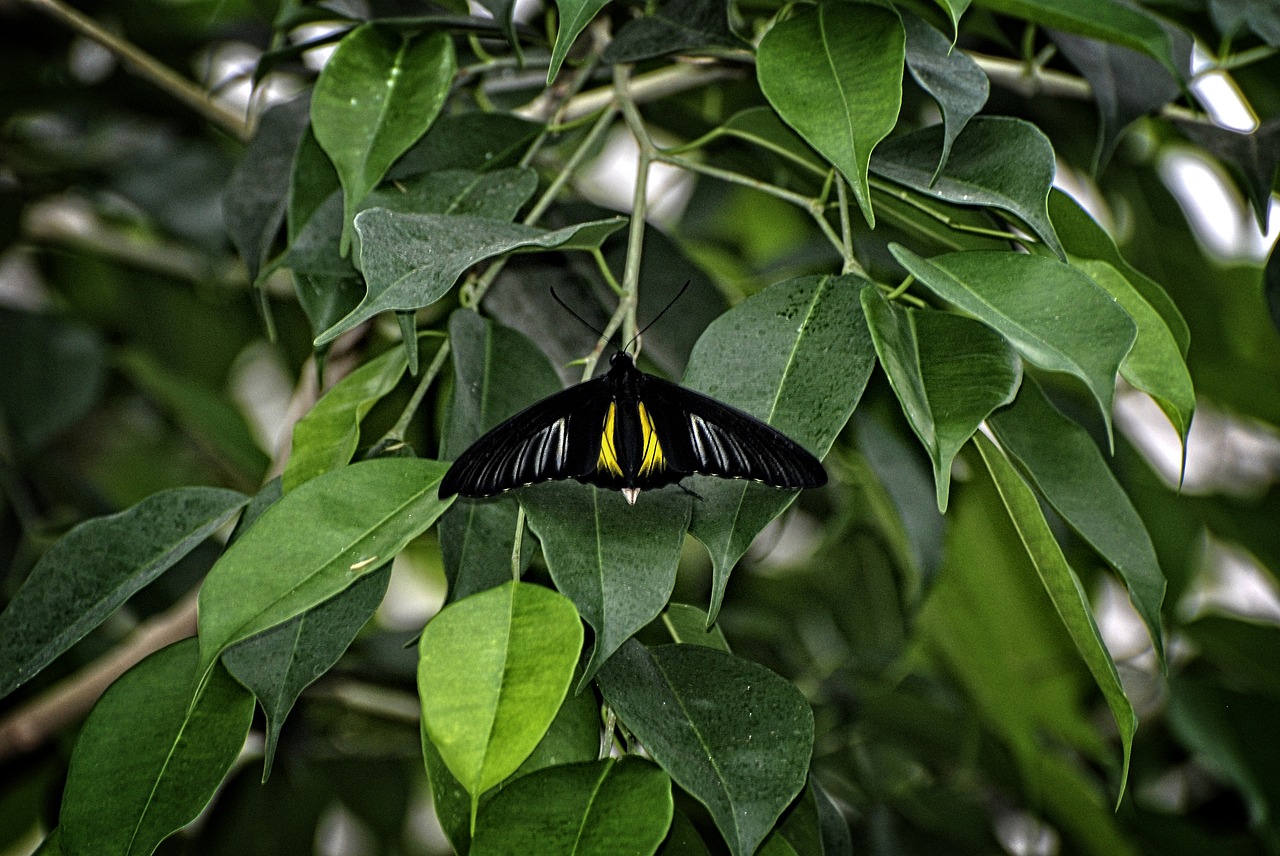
[
  {"left": 199, "top": 41, "right": 304, "bottom": 117},
  {"left": 1181, "top": 540, "right": 1280, "bottom": 625},
  {"left": 1191, "top": 42, "right": 1258, "bottom": 132},
  {"left": 69, "top": 35, "right": 115, "bottom": 84},
  {"left": 295, "top": 23, "right": 350, "bottom": 71},
  {"left": 1158, "top": 150, "right": 1280, "bottom": 260},
  {"left": 229, "top": 341, "right": 295, "bottom": 456},
  {"left": 575, "top": 126, "right": 695, "bottom": 228}
]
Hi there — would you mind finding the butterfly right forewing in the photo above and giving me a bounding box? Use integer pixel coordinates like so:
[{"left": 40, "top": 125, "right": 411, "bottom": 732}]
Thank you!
[{"left": 439, "top": 379, "right": 611, "bottom": 498}]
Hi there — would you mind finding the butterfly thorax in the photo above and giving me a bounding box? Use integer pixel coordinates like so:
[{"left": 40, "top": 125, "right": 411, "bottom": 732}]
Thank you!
[{"left": 598, "top": 352, "right": 665, "bottom": 503}]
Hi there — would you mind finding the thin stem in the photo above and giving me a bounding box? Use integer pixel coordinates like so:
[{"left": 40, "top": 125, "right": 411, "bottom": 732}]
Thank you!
[
  {"left": 533, "top": 63, "right": 742, "bottom": 124},
  {"left": 878, "top": 280, "right": 927, "bottom": 308},
  {"left": 382, "top": 340, "right": 451, "bottom": 443},
  {"left": 599, "top": 705, "right": 618, "bottom": 759},
  {"left": 834, "top": 174, "right": 864, "bottom": 276},
  {"left": 868, "top": 177, "right": 1025, "bottom": 241},
  {"left": 655, "top": 153, "right": 813, "bottom": 209},
  {"left": 884, "top": 275, "right": 914, "bottom": 301},
  {"left": 614, "top": 63, "right": 654, "bottom": 349},
  {"left": 592, "top": 248, "right": 624, "bottom": 295},
  {"left": 17, "top": 0, "right": 252, "bottom": 142},
  {"left": 511, "top": 505, "right": 525, "bottom": 581}
]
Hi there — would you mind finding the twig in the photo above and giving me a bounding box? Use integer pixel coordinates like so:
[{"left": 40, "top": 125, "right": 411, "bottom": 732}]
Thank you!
[{"left": 15, "top": 0, "right": 253, "bottom": 142}]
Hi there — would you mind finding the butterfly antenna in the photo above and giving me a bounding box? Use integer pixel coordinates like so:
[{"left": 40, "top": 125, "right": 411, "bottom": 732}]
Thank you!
[
  {"left": 624, "top": 279, "right": 691, "bottom": 353},
  {"left": 550, "top": 286, "right": 610, "bottom": 342}
]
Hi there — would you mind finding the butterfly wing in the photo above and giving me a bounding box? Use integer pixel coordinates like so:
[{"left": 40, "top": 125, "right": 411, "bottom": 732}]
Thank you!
[
  {"left": 638, "top": 374, "right": 827, "bottom": 489},
  {"left": 439, "top": 379, "right": 611, "bottom": 498}
]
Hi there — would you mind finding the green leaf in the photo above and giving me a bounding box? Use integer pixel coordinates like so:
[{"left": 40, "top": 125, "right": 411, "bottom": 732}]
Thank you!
[
  {"left": 1048, "top": 190, "right": 1189, "bottom": 355},
  {"left": 282, "top": 341, "right": 414, "bottom": 492},
  {"left": 197, "top": 458, "right": 453, "bottom": 674},
  {"left": 1210, "top": 0, "right": 1280, "bottom": 46},
  {"left": 685, "top": 275, "right": 875, "bottom": 621},
  {"left": 661, "top": 604, "right": 730, "bottom": 651},
  {"left": 873, "top": 117, "right": 1066, "bottom": 259},
  {"left": 472, "top": 758, "right": 673, "bottom": 855},
  {"left": 439, "top": 311, "right": 562, "bottom": 602},
  {"left": 987, "top": 376, "right": 1167, "bottom": 667},
  {"left": 389, "top": 112, "right": 541, "bottom": 181},
  {"left": 1076, "top": 259, "right": 1195, "bottom": 449},
  {"left": 522, "top": 483, "right": 692, "bottom": 684},
  {"left": 1183, "top": 615, "right": 1280, "bottom": 699},
  {"left": 901, "top": 10, "right": 989, "bottom": 182},
  {"left": 360, "top": 167, "right": 536, "bottom": 223},
  {"left": 659, "top": 812, "right": 712, "bottom": 856},
  {"left": 60, "top": 639, "right": 254, "bottom": 856},
  {"left": 860, "top": 289, "right": 1020, "bottom": 511},
  {"left": 222, "top": 564, "right": 391, "bottom": 780},
  {"left": 932, "top": 0, "right": 971, "bottom": 36},
  {"left": 0, "top": 487, "right": 247, "bottom": 700},
  {"left": 971, "top": 0, "right": 1178, "bottom": 73},
  {"left": 603, "top": 0, "right": 743, "bottom": 63},
  {"left": 417, "top": 581, "right": 584, "bottom": 807},
  {"left": 513, "top": 674, "right": 602, "bottom": 777},
  {"left": 548, "top": 0, "right": 610, "bottom": 83},
  {"left": 473, "top": 0, "right": 520, "bottom": 57},
  {"left": 311, "top": 25, "right": 456, "bottom": 254},
  {"left": 768, "top": 781, "right": 853, "bottom": 856},
  {"left": 223, "top": 96, "right": 311, "bottom": 283},
  {"left": 597, "top": 641, "right": 814, "bottom": 856},
  {"left": 0, "top": 308, "right": 107, "bottom": 455},
  {"left": 316, "top": 211, "right": 627, "bottom": 345},
  {"left": 889, "top": 245, "right": 1136, "bottom": 446},
  {"left": 757, "top": 1, "right": 905, "bottom": 226},
  {"left": 422, "top": 728, "right": 473, "bottom": 855},
  {"left": 974, "top": 433, "right": 1136, "bottom": 805}
]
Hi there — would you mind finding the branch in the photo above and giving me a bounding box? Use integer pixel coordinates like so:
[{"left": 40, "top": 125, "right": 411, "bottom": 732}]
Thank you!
[{"left": 16, "top": 0, "right": 253, "bottom": 142}]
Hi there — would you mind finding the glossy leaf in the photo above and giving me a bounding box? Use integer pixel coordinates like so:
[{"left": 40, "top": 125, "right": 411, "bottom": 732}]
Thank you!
[
  {"left": 971, "top": 0, "right": 1178, "bottom": 73},
  {"left": 439, "top": 311, "right": 561, "bottom": 602},
  {"left": 548, "top": 0, "right": 610, "bottom": 83},
  {"left": 873, "top": 117, "right": 1065, "bottom": 259},
  {"left": 685, "top": 274, "right": 875, "bottom": 621},
  {"left": 597, "top": 641, "right": 814, "bottom": 856},
  {"left": 60, "top": 640, "right": 254, "bottom": 856},
  {"left": 661, "top": 604, "right": 730, "bottom": 651},
  {"left": 471, "top": 758, "right": 673, "bottom": 855},
  {"left": 0, "top": 487, "right": 247, "bottom": 700},
  {"left": 316, "top": 211, "right": 627, "bottom": 345},
  {"left": 359, "top": 167, "right": 536, "bottom": 224},
  {"left": 932, "top": 0, "right": 971, "bottom": 36},
  {"left": 1048, "top": 190, "right": 1189, "bottom": 354},
  {"left": 889, "top": 245, "right": 1136, "bottom": 446},
  {"left": 223, "top": 96, "right": 310, "bottom": 283},
  {"left": 389, "top": 112, "right": 541, "bottom": 180},
  {"left": 417, "top": 581, "right": 584, "bottom": 806},
  {"left": 522, "top": 482, "right": 691, "bottom": 683},
  {"left": 861, "top": 289, "right": 1020, "bottom": 511},
  {"left": 282, "top": 341, "right": 413, "bottom": 492},
  {"left": 987, "top": 376, "right": 1167, "bottom": 666},
  {"left": 0, "top": 308, "right": 107, "bottom": 454},
  {"left": 604, "top": 0, "right": 742, "bottom": 63},
  {"left": 1077, "top": 259, "right": 1194, "bottom": 448},
  {"left": 222, "top": 565, "right": 391, "bottom": 780},
  {"left": 311, "top": 25, "right": 455, "bottom": 253},
  {"left": 902, "top": 10, "right": 989, "bottom": 182},
  {"left": 974, "top": 433, "right": 1136, "bottom": 802},
  {"left": 197, "top": 458, "right": 453, "bottom": 675},
  {"left": 757, "top": 1, "right": 905, "bottom": 226}
]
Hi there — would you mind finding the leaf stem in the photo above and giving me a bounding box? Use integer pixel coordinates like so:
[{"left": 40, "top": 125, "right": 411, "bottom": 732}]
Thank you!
[
  {"left": 599, "top": 704, "right": 618, "bottom": 759},
  {"left": 511, "top": 505, "right": 526, "bottom": 582},
  {"left": 16, "top": 0, "right": 252, "bottom": 142},
  {"left": 834, "top": 174, "right": 865, "bottom": 276},
  {"left": 383, "top": 340, "right": 451, "bottom": 443},
  {"left": 614, "top": 63, "right": 654, "bottom": 351}
]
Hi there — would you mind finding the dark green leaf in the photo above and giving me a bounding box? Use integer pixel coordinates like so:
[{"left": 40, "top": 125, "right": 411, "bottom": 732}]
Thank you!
[
  {"left": 974, "top": 434, "right": 1136, "bottom": 802},
  {"left": 889, "top": 245, "right": 1136, "bottom": 445},
  {"left": 970, "top": 0, "right": 1178, "bottom": 72},
  {"left": 604, "top": 0, "right": 743, "bottom": 63},
  {"left": 861, "top": 289, "right": 1021, "bottom": 511},
  {"left": 597, "top": 641, "right": 814, "bottom": 856},
  {"left": 901, "top": 10, "right": 989, "bottom": 181},
  {"left": 389, "top": 112, "right": 541, "bottom": 180},
  {"left": 60, "top": 640, "right": 254, "bottom": 856},
  {"left": 988, "top": 376, "right": 1167, "bottom": 666},
  {"left": 661, "top": 603, "right": 730, "bottom": 651},
  {"left": 222, "top": 564, "right": 391, "bottom": 780},
  {"left": 311, "top": 25, "right": 456, "bottom": 253},
  {"left": 317, "top": 211, "right": 627, "bottom": 345},
  {"left": 1209, "top": 0, "right": 1280, "bottom": 46},
  {"left": 0, "top": 308, "right": 107, "bottom": 454},
  {"left": 522, "top": 482, "right": 691, "bottom": 683},
  {"left": 1184, "top": 615, "right": 1280, "bottom": 699},
  {"left": 440, "top": 311, "right": 562, "bottom": 601},
  {"left": 548, "top": 0, "right": 610, "bottom": 82},
  {"left": 659, "top": 811, "right": 712, "bottom": 856},
  {"left": 223, "top": 96, "right": 311, "bottom": 283},
  {"left": 685, "top": 275, "right": 875, "bottom": 621},
  {"left": 472, "top": 758, "right": 673, "bottom": 855},
  {"left": 473, "top": 0, "right": 520, "bottom": 56},
  {"left": 417, "top": 582, "right": 584, "bottom": 805},
  {"left": 873, "top": 117, "right": 1066, "bottom": 259},
  {"left": 757, "top": 1, "right": 905, "bottom": 226},
  {"left": 197, "top": 458, "right": 453, "bottom": 674},
  {"left": 514, "top": 674, "right": 602, "bottom": 777},
  {"left": 422, "top": 727, "right": 473, "bottom": 855},
  {"left": 0, "top": 487, "right": 247, "bottom": 700}
]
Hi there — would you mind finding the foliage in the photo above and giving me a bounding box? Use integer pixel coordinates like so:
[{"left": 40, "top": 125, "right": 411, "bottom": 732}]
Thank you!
[{"left": 2, "top": 0, "right": 1280, "bottom": 854}]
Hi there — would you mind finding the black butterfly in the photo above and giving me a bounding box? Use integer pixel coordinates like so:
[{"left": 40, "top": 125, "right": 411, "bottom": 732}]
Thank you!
[{"left": 438, "top": 349, "right": 827, "bottom": 505}]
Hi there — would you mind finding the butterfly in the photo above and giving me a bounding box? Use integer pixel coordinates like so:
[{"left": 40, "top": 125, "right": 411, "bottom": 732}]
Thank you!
[{"left": 438, "top": 347, "right": 827, "bottom": 506}]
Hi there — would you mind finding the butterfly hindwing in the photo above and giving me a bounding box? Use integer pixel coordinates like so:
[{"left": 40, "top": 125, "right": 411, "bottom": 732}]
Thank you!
[
  {"left": 637, "top": 374, "right": 827, "bottom": 489},
  {"left": 439, "top": 380, "right": 611, "bottom": 498}
]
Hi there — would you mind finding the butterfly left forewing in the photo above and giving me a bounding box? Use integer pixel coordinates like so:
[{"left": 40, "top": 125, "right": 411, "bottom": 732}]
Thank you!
[
  {"left": 440, "top": 380, "right": 610, "bottom": 498},
  {"left": 638, "top": 374, "right": 827, "bottom": 489}
]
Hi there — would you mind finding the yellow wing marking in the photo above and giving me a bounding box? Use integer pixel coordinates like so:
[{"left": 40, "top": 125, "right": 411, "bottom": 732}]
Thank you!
[
  {"left": 597, "top": 402, "right": 623, "bottom": 477},
  {"left": 638, "top": 402, "right": 665, "bottom": 477}
]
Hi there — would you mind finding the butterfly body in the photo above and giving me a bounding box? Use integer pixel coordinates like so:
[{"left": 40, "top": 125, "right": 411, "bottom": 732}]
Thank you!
[{"left": 439, "top": 351, "right": 826, "bottom": 504}]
